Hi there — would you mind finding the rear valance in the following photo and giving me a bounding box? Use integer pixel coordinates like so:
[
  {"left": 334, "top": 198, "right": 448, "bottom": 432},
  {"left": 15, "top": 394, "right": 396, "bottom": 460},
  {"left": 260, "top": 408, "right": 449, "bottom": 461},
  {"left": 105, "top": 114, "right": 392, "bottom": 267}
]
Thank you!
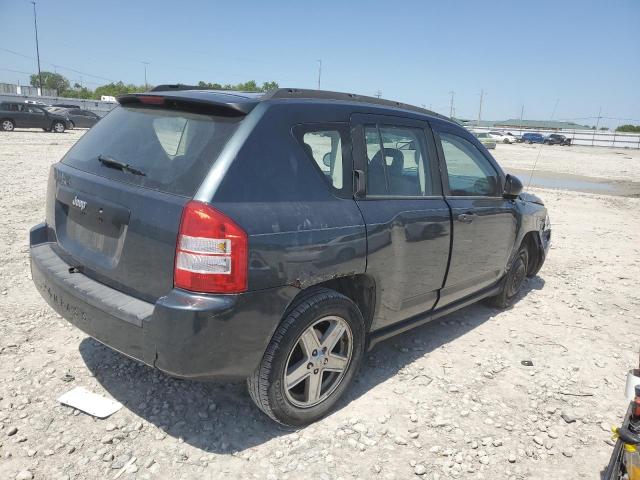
[{"left": 117, "top": 93, "right": 257, "bottom": 117}]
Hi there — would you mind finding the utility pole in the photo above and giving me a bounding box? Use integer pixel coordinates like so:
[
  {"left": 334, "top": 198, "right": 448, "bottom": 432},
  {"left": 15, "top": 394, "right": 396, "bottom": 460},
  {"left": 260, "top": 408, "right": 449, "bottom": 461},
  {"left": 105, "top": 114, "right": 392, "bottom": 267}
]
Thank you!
[
  {"left": 448, "top": 91, "right": 455, "bottom": 118},
  {"left": 317, "top": 60, "right": 322, "bottom": 90},
  {"left": 550, "top": 98, "right": 559, "bottom": 120},
  {"left": 31, "top": 1, "right": 43, "bottom": 93},
  {"left": 141, "top": 61, "right": 150, "bottom": 90},
  {"left": 519, "top": 104, "right": 524, "bottom": 133},
  {"left": 477, "top": 90, "right": 485, "bottom": 127},
  {"left": 592, "top": 106, "right": 602, "bottom": 146}
]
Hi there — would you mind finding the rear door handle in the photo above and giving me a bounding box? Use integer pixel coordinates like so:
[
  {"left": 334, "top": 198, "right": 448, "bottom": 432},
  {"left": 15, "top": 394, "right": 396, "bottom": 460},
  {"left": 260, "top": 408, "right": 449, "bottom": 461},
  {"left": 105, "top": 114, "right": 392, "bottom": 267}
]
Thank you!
[{"left": 457, "top": 213, "right": 475, "bottom": 224}]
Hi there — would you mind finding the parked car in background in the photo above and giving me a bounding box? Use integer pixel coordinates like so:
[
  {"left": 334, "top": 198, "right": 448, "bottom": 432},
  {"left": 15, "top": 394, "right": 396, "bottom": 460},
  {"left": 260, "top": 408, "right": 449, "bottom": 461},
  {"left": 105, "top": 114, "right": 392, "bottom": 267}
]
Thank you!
[
  {"left": 30, "top": 86, "right": 550, "bottom": 426},
  {"left": 506, "top": 132, "right": 521, "bottom": 142},
  {"left": 544, "top": 133, "right": 571, "bottom": 146},
  {"left": 62, "top": 108, "right": 101, "bottom": 129},
  {"left": 45, "top": 107, "right": 75, "bottom": 129},
  {"left": 0, "top": 102, "right": 71, "bottom": 132},
  {"left": 488, "top": 131, "right": 516, "bottom": 144},
  {"left": 473, "top": 132, "right": 497, "bottom": 149},
  {"left": 521, "top": 132, "right": 545, "bottom": 144}
]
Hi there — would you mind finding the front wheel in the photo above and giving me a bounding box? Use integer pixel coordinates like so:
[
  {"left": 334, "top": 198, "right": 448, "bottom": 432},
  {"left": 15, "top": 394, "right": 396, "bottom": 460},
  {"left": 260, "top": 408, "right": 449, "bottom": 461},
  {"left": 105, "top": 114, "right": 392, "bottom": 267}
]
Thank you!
[
  {"left": 1, "top": 119, "right": 15, "bottom": 131},
  {"left": 52, "top": 121, "right": 65, "bottom": 133},
  {"left": 486, "top": 245, "right": 529, "bottom": 308},
  {"left": 503, "top": 138, "right": 510, "bottom": 144},
  {"left": 247, "top": 288, "right": 365, "bottom": 426}
]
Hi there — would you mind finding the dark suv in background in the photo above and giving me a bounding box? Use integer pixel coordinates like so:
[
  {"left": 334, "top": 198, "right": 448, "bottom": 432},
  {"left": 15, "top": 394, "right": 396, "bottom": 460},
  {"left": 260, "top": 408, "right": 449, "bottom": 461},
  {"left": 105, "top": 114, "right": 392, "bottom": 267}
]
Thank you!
[
  {"left": 0, "top": 101, "right": 71, "bottom": 132},
  {"left": 521, "top": 132, "right": 545, "bottom": 144},
  {"left": 544, "top": 133, "right": 571, "bottom": 146},
  {"left": 30, "top": 87, "right": 551, "bottom": 425}
]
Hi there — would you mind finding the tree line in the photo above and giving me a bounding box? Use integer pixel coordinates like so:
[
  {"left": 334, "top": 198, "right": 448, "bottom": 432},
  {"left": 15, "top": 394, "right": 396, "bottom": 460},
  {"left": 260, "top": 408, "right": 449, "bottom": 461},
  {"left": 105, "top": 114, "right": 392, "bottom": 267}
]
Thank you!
[
  {"left": 615, "top": 124, "right": 640, "bottom": 133},
  {"left": 29, "top": 72, "right": 279, "bottom": 100}
]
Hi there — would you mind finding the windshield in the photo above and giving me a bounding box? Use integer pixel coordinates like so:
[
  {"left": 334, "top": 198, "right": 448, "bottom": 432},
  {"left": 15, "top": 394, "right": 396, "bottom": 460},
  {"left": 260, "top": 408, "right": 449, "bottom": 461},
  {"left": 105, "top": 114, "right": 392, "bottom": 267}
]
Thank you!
[{"left": 62, "top": 106, "right": 240, "bottom": 196}]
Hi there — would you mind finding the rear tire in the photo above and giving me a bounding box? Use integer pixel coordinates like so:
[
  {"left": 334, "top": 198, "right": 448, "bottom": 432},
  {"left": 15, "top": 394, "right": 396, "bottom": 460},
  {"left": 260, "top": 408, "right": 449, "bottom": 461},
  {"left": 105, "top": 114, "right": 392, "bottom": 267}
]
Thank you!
[
  {"left": 503, "top": 138, "right": 510, "bottom": 144},
  {"left": 1, "top": 119, "right": 15, "bottom": 132},
  {"left": 486, "top": 244, "right": 529, "bottom": 308},
  {"left": 52, "top": 121, "right": 65, "bottom": 133},
  {"left": 247, "top": 288, "right": 365, "bottom": 426}
]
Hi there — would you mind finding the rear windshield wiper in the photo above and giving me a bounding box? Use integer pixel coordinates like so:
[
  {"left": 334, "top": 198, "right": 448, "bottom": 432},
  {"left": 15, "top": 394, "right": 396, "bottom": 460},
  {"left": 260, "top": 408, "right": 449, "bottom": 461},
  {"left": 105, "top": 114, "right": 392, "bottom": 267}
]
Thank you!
[{"left": 98, "top": 154, "right": 146, "bottom": 176}]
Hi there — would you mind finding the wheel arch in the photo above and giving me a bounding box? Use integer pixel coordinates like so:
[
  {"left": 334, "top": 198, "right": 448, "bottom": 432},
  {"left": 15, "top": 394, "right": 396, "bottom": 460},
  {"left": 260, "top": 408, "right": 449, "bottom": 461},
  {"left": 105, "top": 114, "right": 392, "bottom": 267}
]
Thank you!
[
  {"left": 520, "top": 230, "right": 544, "bottom": 277},
  {"left": 282, "top": 274, "right": 377, "bottom": 333}
]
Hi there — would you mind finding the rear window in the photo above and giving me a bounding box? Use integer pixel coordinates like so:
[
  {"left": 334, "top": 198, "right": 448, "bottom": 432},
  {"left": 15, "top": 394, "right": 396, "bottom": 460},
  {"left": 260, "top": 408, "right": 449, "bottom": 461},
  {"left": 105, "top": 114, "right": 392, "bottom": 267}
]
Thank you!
[{"left": 62, "top": 106, "right": 240, "bottom": 196}]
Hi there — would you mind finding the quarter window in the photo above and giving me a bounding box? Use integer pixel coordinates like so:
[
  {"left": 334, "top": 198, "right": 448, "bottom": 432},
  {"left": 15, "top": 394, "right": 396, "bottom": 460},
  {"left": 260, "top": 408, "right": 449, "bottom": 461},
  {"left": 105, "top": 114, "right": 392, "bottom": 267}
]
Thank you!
[
  {"left": 300, "top": 129, "right": 344, "bottom": 190},
  {"left": 438, "top": 132, "right": 500, "bottom": 197},
  {"left": 365, "top": 125, "right": 430, "bottom": 197}
]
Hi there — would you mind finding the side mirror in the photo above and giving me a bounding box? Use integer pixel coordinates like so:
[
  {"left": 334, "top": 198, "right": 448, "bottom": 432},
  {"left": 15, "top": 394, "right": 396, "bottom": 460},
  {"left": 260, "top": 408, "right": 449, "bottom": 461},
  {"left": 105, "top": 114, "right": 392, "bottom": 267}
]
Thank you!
[
  {"left": 322, "top": 152, "right": 332, "bottom": 167},
  {"left": 503, "top": 174, "right": 523, "bottom": 199}
]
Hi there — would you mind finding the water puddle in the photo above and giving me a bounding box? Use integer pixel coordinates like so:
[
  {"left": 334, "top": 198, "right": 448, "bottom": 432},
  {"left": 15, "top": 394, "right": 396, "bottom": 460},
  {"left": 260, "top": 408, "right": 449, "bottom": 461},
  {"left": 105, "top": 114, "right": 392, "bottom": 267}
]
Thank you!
[
  {"left": 508, "top": 169, "right": 639, "bottom": 197},
  {"left": 527, "top": 175, "right": 614, "bottom": 192}
]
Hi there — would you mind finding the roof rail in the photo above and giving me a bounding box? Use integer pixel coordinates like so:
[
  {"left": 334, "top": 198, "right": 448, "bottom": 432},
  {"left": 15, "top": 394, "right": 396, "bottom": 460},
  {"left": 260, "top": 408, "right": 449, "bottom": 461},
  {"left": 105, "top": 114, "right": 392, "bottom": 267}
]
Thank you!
[{"left": 264, "top": 88, "right": 449, "bottom": 120}]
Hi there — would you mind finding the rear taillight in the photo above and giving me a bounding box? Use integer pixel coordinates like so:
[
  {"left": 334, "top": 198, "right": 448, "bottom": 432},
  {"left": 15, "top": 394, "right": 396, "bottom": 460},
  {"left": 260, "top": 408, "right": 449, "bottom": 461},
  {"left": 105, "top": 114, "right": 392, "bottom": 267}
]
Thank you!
[{"left": 174, "top": 201, "right": 248, "bottom": 294}]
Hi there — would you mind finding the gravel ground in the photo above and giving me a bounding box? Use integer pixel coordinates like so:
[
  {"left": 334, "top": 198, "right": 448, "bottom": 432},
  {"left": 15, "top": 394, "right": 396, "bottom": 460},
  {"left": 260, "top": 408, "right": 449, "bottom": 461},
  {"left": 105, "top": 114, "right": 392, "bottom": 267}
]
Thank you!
[{"left": 1, "top": 130, "right": 639, "bottom": 480}]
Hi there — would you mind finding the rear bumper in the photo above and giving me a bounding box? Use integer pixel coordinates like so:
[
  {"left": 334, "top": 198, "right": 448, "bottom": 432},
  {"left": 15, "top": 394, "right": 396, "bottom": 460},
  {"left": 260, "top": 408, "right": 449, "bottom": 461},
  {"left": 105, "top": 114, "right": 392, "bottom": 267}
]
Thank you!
[{"left": 30, "top": 224, "right": 296, "bottom": 380}]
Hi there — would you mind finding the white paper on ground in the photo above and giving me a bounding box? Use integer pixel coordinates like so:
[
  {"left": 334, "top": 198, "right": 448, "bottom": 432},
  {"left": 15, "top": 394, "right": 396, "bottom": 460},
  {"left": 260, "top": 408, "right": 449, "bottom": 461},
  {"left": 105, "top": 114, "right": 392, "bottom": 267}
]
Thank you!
[{"left": 57, "top": 386, "right": 122, "bottom": 418}]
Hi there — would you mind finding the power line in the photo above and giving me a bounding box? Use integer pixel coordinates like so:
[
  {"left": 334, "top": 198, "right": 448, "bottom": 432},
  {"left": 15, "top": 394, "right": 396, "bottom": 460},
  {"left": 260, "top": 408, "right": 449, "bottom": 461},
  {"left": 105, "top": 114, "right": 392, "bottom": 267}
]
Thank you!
[
  {"left": 0, "top": 47, "right": 115, "bottom": 82},
  {"left": 0, "top": 67, "right": 33, "bottom": 76}
]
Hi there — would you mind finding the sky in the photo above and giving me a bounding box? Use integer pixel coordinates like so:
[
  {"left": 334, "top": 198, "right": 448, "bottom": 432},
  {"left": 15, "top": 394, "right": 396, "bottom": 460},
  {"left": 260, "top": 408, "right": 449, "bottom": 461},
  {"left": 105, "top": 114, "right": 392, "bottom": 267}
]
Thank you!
[{"left": 1, "top": 0, "right": 639, "bottom": 128}]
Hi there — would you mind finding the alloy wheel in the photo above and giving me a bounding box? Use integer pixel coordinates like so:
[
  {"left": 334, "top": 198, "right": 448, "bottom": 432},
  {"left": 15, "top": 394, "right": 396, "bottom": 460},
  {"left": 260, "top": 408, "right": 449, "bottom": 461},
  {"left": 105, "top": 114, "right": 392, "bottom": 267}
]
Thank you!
[
  {"left": 506, "top": 251, "right": 528, "bottom": 298},
  {"left": 53, "top": 122, "right": 65, "bottom": 133},
  {"left": 2, "top": 120, "right": 14, "bottom": 131},
  {"left": 283, "top": 315, "right": 353, "bottom": 408}
]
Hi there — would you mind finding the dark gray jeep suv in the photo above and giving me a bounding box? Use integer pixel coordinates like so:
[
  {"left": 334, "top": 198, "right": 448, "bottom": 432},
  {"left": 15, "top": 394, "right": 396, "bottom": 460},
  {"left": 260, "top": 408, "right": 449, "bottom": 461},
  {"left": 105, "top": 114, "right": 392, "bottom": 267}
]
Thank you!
[
  {"left": 0, "top": 102, "right": 71, "bottom": 132},
  {"left": 30, "top": 87, "right": 551, "bottom": 425}
]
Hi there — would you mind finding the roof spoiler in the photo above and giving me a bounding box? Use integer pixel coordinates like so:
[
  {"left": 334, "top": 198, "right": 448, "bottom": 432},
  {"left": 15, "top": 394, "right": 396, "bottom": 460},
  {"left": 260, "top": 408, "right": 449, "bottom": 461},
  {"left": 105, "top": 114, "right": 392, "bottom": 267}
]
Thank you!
[
  {"left": 117, "top": 93, "right": 254, "bottom": 116},
  {"left": 150, "top": 84, "right": 204, "bottom": 92}
]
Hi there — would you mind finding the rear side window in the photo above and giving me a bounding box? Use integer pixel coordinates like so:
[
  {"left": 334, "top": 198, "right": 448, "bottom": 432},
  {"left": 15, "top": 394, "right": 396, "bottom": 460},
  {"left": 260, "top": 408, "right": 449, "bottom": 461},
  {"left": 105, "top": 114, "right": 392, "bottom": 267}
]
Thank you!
[
  {"left": 62, "top": 106, "right": 240, "bottom": 196},
  {"left": 364, "top": 125, "right": 431, "bottom": 197}
]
